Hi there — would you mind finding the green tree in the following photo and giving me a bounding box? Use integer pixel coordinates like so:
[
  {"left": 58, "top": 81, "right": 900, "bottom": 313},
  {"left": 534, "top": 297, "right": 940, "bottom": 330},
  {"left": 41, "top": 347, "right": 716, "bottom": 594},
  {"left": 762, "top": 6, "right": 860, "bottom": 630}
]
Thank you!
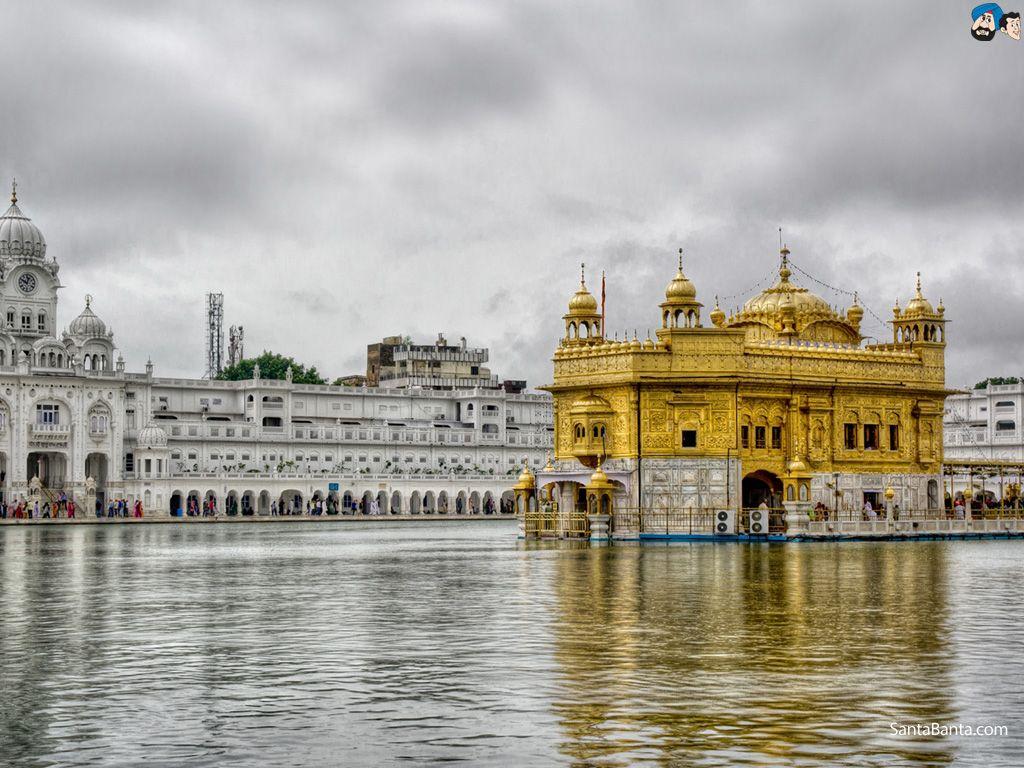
[
  {"left": 974, "top": 376, "right": 1021, "bottom": 390},
  {"left": 216, "top": 351, "right": 326, "bottom": 384}
]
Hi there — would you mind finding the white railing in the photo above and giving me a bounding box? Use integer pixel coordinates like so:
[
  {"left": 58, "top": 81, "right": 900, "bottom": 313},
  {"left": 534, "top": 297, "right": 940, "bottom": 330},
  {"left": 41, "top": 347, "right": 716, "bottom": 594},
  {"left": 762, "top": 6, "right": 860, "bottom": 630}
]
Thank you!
[
  {"left": 31, "top": 422, "right": 70, "bottom": 435},
  {"left": 162, "top": 470, "right": 509, "bottom": 482}
]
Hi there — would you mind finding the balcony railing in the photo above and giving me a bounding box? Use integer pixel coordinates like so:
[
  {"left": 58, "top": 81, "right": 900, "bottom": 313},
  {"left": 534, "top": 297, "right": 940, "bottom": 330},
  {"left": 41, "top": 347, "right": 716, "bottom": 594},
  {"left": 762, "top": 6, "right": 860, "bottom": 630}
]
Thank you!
[{"left": 32, "top": 422, "right": 70, "bottom": 434}]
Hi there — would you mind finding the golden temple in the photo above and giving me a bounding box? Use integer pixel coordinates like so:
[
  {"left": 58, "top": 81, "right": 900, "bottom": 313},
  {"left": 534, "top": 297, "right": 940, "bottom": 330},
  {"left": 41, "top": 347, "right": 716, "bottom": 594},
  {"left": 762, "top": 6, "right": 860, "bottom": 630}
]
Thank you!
[{"left": 518, "top": 246, "right": 952, "bottom": 538}]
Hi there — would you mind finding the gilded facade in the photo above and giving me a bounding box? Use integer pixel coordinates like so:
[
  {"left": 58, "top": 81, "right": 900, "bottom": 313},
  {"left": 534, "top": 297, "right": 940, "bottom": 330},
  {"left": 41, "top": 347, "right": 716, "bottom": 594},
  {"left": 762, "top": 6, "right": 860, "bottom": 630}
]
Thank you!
[{"left": 536, "top": 249, "right": 949, "bottom": 533}]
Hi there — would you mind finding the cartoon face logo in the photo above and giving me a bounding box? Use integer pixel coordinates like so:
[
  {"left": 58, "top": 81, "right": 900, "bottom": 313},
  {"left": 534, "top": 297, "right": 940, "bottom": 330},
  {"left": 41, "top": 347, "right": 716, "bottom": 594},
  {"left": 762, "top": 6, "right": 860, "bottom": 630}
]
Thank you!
[
  {"left": 1001, "top": 10, "right": 1021, "bottom": 38},
  {"left": 971, "top": 2, "right": 1003, "bottom": 40}
]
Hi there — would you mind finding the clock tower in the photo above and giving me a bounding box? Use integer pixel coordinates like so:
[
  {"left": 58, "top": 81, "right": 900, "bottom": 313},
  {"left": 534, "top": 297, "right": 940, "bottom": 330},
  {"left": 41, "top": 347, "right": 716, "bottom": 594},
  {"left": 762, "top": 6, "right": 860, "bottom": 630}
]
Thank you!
[{"left": 0, "top": 181, "right": 62, "bottom": 364}]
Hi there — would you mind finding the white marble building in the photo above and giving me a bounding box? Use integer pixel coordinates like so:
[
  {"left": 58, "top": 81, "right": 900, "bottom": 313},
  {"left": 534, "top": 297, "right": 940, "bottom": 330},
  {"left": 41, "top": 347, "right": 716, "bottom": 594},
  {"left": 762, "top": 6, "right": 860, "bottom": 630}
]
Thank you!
[
  {"left": 944, "top": 380, "right": 1024, "bottom": 461},
  {"left": 0, "top": 189, "right": 553, "bottom": 515}
]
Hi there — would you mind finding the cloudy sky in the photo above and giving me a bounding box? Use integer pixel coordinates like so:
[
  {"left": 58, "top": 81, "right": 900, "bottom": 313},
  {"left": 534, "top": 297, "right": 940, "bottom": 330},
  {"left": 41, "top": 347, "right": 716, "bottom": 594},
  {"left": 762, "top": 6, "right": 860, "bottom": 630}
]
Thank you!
[{"left": 2, "top": 1, "right": 1021, "bottom": 390}]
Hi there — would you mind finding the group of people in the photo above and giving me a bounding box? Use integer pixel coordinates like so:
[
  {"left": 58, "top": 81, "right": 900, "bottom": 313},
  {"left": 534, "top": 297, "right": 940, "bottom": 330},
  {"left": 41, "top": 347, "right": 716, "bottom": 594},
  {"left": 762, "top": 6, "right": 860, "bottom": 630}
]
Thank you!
[
  {"left": 101, "top": 498, "right": 144, "bottom": 518},
  {"left": 0, "top": 492, "right": 144, "bottom": 519},
  {"left": 0, "top": 495, "right": 77, "bottom": 519}
]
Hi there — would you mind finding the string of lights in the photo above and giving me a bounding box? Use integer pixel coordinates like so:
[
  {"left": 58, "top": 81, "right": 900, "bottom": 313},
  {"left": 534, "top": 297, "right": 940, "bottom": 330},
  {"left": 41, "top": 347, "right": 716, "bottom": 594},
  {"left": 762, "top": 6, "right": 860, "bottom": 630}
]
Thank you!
[{"left": 786, "top": 258, "right": 892, "bottom": 332}]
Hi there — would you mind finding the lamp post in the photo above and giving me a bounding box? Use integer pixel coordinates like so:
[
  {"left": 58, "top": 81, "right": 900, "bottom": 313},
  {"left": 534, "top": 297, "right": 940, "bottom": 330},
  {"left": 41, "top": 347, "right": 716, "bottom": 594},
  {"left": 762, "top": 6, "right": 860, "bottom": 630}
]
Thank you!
[{"left": 884, "top": 484, "right": 895, "bottom": 520}]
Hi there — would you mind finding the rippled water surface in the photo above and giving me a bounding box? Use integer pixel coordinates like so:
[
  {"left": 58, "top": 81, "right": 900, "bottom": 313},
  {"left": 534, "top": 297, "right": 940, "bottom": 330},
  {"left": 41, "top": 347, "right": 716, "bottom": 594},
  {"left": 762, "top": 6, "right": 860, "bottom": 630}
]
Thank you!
[{"left": 1, "top": 522, "right": 1023, "bottom": 767}]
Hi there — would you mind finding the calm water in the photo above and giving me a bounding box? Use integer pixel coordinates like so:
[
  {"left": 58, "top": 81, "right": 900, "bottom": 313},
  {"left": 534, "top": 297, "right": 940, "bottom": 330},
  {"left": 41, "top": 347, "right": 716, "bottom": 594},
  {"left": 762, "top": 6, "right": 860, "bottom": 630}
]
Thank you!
[{"left": 1, "top": 522, "right": 1023, "bottom": 767}]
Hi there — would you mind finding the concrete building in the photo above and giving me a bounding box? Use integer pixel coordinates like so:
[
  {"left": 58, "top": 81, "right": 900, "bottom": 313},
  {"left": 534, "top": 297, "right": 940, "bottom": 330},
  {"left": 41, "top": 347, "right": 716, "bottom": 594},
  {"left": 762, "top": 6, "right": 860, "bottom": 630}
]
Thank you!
[
  {"left": 0, "top": 189, "right": 553, "bottom": 516},
  {"left": 944, "top": 379, "right": 1024, "bottom": 461},
  {"left": 366, "top": 333, "right": 524, "bottom": 392}
]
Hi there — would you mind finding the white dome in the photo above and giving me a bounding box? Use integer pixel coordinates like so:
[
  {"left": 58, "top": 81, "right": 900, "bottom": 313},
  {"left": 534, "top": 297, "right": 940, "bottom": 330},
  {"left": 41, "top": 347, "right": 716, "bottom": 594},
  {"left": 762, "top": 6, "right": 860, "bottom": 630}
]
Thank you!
[
  {"left": 137, "top": 422, "right": 168, "bottom": 448},
  {"left": 0, "top": 190, "right": 46, "bottom": 260},
  {"left": 68, "top": 296, "right": 107, "bottom": 338}
]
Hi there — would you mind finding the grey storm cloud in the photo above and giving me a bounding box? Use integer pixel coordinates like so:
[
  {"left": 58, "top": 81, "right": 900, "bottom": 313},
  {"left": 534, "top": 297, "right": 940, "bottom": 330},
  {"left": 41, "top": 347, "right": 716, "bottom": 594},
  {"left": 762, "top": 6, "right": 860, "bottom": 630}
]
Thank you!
[{"left": 1, "top": 0, "right": 1021, "bottom": 390}]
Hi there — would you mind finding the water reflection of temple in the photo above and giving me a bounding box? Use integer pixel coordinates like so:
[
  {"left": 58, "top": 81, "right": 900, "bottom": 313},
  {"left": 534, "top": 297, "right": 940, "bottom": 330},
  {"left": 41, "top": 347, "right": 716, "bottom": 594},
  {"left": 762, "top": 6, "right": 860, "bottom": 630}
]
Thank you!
[{"left": 545, "top": 542, "right": 958, "bottom": 765}]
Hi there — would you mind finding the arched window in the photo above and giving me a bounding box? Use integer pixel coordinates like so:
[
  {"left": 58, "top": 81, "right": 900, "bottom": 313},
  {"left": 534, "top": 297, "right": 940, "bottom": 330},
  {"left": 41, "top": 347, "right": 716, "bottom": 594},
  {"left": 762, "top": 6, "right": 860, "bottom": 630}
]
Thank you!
[
  {"left": 996, "top": 420, "right": 1016, "bottom": 432},
  {"left": 573, "top": 423, "right": 585, "bottom": 441},
  {"left": 37, "top": 312, "right": 45, "bottom": 331}
]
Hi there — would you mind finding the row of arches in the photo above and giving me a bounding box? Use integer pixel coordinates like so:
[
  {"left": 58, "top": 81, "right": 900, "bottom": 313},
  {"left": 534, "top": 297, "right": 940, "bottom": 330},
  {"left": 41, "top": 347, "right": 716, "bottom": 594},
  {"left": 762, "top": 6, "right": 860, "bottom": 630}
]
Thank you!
[
  {"left": 167, "top": 488, "right": 516, "bottom": 516},
  {"left": 895, "top": 323, "right": 943, "bottom": 344},
  {"left": 662, "top": 307, "right": 699, "bottom": 329},
  {"left": 566, "top": 319, "right": 601, "bottom": 341},
  {"left": 0, "top": 348, "right": 109, "bottom": 370}
]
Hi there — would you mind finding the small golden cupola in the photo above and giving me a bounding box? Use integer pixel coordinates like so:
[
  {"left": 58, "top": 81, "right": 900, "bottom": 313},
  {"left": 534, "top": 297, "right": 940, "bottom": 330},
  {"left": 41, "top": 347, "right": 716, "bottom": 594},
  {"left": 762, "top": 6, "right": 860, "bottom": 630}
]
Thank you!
[
  {"left": 660, "top": 248, "right": 703, "bottom": 329},
  {"left": 846, "top": 292, "right": 864, "bottom": 335},
  {"left": 892, "top": 272, "right": 945, "bottom": 345},
  {"left": 709, "top": 296, "right": 725, "bottom": 327},
  {"left": 563, "top": 263, "right": 603, "bottom": 345}
]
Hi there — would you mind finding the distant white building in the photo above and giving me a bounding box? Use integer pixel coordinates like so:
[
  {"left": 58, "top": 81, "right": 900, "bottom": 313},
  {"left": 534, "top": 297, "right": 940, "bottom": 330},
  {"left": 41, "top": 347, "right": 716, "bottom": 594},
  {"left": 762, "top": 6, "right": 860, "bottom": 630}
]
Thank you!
[
  {"left": 0, "top": 189, "right": 553, "bottom": 515},
  {"left": 944, "top": 379, "right": 1024, "bottom": 461}
]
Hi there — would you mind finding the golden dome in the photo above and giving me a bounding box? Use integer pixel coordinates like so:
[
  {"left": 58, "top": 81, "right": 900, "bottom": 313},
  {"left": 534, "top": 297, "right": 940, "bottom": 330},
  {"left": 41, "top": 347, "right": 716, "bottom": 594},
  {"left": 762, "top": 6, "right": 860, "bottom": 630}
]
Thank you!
[
  {"left": 710, "top": 296, "right": 725, "bottom": 327},
  {"left": 565, "top": 263, "right": 599, "bottom": 315},
  {"left": 664, "top": 248, "right": 697, "bottom": 302},
  {"left": 587, "top": 464, "right": 612, "bottom": 487},
  {"left": 741, "top": 250, "right": 831, "bottom": 316},
  {"left": 847, "top": 292, "right": 864, "bottom": 323},
  {"left": 515, "top": 464, "right": 536, "bottom": 489},
  {"left": 726, "top": 247, "right": 859, "bottom": 344},
  {"left": 903, "top": 272, "right": 935, "bottom": 316}
]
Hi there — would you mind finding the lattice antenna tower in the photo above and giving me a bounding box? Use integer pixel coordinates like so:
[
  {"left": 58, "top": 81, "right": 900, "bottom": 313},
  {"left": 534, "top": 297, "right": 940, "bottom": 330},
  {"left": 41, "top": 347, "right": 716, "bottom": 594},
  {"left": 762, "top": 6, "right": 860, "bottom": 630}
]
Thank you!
[{"left": 205, "top": 292, "right": 224, "bottom": 378}]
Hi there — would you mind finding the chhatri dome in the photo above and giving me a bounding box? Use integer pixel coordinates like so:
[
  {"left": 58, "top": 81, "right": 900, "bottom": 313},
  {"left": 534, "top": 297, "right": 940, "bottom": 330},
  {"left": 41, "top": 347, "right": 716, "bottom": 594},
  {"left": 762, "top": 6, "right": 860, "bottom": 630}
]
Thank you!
[
  {"left": 0, "top": 181, "right": 47, "bottom": 260},
  {"left": 136, "top": 421, "right": 169, "bottom": 448},
  {"left": 67, "top": 295, "right": 108, "bottom": 338},
  {"left": 567, "top": 265, "right": 598, "bottom": 313},
  {"left": 903, "top": 272, "right": 935, "bottom": 316},
  {"left": 664, "top": 249, "right": 697, "bottom": 301}
]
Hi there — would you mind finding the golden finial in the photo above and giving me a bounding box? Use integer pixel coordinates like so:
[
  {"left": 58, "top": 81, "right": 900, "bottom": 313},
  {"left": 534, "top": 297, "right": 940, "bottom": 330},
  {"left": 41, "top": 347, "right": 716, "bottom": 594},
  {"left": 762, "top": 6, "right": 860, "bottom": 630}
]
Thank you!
[
  {"left": 853, "top": 291, "right": 859, "bottom": 305},
  {"left": 10, "top": 177, "right": 17, "bottom": 204},
  {"left": 915, "top": 271, "right": 922, "bottom": 295},
  {"left": 677, "top": 247, "right": 683, "bottom": 273},
  {"left": 85, "top": 294, "right": 92, "bottom": 308},
  {"left": 580, "top": 262, "right": 586, "bottom": 287},
  {"left": 779, "top": 244, "right": 791, "bottom": 282}
]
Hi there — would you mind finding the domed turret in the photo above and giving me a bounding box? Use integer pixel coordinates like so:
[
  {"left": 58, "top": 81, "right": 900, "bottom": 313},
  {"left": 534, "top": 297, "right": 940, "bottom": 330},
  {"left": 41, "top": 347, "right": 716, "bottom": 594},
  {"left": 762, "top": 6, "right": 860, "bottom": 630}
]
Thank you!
[
  {"left": 563, "top": 263, "right": 603, "bottom": 345},
  {"left": 891, "top": 272, "right": 945, "bottom": 346},
  {"left": 0, "top": 182, "right": 46, "bottom": 260},
  {"left": 68, "top": 296, "right": 108, "bottom": 338},
  {"left": 903, "top": 272, "right": 935, "bottom": 316},
  {"left": 137, "top": 422, "right": 168, "bottom": 448},
  {"left": 660, "top": 249, "right": 703, "bottom": 330}
]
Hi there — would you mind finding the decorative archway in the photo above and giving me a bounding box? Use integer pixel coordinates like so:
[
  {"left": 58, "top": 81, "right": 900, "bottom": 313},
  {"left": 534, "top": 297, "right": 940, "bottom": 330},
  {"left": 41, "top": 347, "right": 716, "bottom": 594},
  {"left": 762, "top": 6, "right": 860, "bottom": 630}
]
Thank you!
[{"left": 742, "top": 469, "right": 782, "bottom": 509}]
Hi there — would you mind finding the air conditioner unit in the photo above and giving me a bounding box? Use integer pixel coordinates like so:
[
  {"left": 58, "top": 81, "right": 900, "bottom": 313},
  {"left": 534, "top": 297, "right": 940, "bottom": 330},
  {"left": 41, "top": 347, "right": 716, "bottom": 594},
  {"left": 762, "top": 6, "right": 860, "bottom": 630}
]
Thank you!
[
  {"left": 748, "top": 507, "right": 769, "bottom": 535},
  {"left": 714, "top": 509, "right": 736, "bottom": 535}
]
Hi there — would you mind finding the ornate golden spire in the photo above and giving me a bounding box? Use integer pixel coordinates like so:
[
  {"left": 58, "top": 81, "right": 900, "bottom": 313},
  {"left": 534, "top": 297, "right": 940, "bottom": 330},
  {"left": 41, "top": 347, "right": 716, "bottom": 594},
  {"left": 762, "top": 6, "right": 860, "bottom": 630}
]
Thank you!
[
  {"left": 779, "top": 245, "right": 791, "bottom": 283},
  {"left": 10, "top": 177, "right": 16, "bottom": 204}
]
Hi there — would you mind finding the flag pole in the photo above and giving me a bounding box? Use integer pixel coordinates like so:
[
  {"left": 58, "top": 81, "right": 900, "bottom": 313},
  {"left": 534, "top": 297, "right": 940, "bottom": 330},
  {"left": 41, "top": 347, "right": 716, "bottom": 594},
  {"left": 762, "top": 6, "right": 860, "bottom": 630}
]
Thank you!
[{"left": 601, "top": 270, "right": 606, "bottom": 336}]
